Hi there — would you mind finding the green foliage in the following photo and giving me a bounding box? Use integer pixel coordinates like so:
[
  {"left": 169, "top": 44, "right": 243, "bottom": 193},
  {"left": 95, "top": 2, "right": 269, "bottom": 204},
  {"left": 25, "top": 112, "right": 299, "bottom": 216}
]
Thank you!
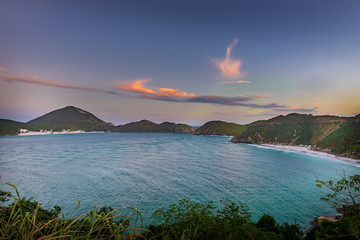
[
  {"left": 0, "top": 106, "right": 195, "bottom": 135},
  {"left": 305, "top": 213, "right": 360, "bottom": 239},
  {"left": 317, "top": 120, "right": 360, "bottom": 158},
  {"left": 256, "top": 214, "right": 277, "bottom": 232},
  {"left": 0, "top": 119, "right": 25, "bottom": 136},
  {"left": 309, "top": 174, "right": 360, "bottom": 239},
  {"left": 0, "top": 191, "right": 11, "bottom": 202},
  {"left": 113, "top": 120, "right": 195, "bottom": 133},
  {"left": 230, "top": 113, "right": 360, "bottom": 159},
  {"left": 148, "top": 198, "right": 301, "bottom": 240},
  {"left": 4, "top": 174, "right": 360, "bottom": 239},
  {"left": 0, "top": 184, "right": 144, "bottom": 239},
  {"left": 316, "top": 173, "right": 360, "bottom": 211},
  {"left": 194, "top": 120, "right": 247, "bottom": 136}
]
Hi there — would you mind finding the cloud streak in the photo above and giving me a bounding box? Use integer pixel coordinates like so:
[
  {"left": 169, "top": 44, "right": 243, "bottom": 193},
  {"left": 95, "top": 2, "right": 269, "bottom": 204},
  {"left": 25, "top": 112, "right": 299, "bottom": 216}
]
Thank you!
[
  {"left": 273, "top": 107, "right": 318, "bottom": 113},
  {"left": 113, "top": 79, "right": 286, "bottom": 108},
  {"left": 0, "top": 73, "right": 128, "bottom": 97},
  {"left": 221, "top": 80, "right": 250, "bottom": 84},
  {"left": 212, "top": 38, "right": 245, "bottom": 80},
  {"left": 1, "top": 73, "right": 316, "bottom": 112},
  {"left": 0, "top": 67, "right": 6, "bottom": 72}
]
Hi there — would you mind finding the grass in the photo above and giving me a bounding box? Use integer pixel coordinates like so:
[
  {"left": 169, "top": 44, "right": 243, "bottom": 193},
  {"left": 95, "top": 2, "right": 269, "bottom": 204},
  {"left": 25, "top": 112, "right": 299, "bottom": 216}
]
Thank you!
[{"left": 0, "top": 183, "right": 145, "bottom": 239}]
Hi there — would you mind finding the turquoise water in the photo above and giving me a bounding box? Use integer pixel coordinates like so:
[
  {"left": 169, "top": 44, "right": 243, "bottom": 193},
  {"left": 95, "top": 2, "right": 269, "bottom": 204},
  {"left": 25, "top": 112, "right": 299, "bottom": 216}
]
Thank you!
[{"left": 0, "top": 133, "right": 359, "bottom": 229}]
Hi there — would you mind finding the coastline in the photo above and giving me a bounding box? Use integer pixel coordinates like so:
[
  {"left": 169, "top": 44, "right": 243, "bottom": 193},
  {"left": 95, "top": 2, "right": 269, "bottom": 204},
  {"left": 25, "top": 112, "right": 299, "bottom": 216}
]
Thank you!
[
  {"left": 253, "top": 143, "right": 360, "bottom": 167},
  {"left": 18, "top": 130, "right": 104, "bottom": 136}
]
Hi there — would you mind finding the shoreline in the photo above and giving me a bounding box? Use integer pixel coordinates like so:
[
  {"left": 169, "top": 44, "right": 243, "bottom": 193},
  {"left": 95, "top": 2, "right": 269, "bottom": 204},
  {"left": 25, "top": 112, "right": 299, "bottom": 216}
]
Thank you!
[
  {"left": 18, "top": 130, "right": 104, "bottom": 136},
  {"left": 253, "top": 143, "right": 360, "bottom": 167}
]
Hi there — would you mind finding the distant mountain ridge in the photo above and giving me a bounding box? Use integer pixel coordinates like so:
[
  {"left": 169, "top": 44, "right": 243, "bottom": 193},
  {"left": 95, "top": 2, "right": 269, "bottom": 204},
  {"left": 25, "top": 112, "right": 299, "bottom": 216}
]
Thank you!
[
  {"left": 0, "top": 106, "right": 195, "bottom": 135},
  {"left": 113, "top": 120, "right": 195, "bottom": 133},
  {"left": 194, "top": 113, "right": 360, "bottom": 159},
  {"left": 0, "top": 106, "right": 359, "bottom": 159}
]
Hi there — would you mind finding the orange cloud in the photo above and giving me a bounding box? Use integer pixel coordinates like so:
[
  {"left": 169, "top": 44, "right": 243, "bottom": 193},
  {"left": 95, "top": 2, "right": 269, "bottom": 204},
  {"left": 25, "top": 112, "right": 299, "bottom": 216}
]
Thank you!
[
  {"left": 1, "top": 73, "right": 304, "bottom": 110},
  {"left": 212, "top": 38, "right": 245, "bottom": 79},
  {"left": 114, "top": 79, "right": 194, "bottom": 98},
  {"left": 115, "top": 78, "right": 156, "bottom": 94},
  {"left": 221, "top": 80, "right": 250, "bottom": 84},
  {"left": 0, "top": 67, "right": 6, "bottom": 72}
]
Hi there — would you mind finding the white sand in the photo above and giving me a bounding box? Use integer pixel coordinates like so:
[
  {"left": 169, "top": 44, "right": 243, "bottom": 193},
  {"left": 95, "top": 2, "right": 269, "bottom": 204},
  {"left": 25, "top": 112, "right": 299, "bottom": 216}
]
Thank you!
[
  {"left": 254, "top": 144, "right": 360, "bottom": 167},
  {"left": 17, "top": 130, "right": 105, "bottom": 136}
]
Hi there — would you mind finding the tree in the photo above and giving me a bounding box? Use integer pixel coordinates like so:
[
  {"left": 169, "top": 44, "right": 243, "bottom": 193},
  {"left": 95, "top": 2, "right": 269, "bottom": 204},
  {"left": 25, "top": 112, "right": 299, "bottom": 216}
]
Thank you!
[
  {"left": 316, "top": 173, "right": 360, "bottom": 212},
  {"left": 256, "top": 214, "right": 277, "bottom": 232}
]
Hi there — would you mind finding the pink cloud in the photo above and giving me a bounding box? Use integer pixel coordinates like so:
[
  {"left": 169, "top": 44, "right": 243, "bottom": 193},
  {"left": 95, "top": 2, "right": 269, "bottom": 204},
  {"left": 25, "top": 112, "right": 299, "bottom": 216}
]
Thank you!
[
  {"left": 0, "top": 67, "right": 6, "bottom": 72},
  {"left": 0, "top": 73, "right": 128, "bottom": 97},
  {"left": 212, "top": 38, "right": 245, "bottom": 79},
  {"left": 1, "top": 73, "right": 311, "bottom": 111},
  {"left": 113, "top": 79, "right": 194, "bottom": 98}
]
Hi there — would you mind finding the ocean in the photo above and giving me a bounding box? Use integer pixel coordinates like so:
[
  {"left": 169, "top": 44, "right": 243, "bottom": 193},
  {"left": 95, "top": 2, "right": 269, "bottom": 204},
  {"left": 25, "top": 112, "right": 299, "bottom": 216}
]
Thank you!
[{"left": 0, "top": 132, "right": 358, "bottom": 229}]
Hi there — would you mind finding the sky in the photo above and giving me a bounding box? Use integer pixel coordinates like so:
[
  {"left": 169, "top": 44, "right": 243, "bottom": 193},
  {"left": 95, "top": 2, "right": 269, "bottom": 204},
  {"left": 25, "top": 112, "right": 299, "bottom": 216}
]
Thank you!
[{"left": 0, "top": 0, "right": 359, "bottom": 125}]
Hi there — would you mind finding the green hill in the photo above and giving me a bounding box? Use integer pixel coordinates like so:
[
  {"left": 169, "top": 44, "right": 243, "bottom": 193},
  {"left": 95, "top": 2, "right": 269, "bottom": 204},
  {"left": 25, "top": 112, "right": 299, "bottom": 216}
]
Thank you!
[
  {"left": 26, "top": 106, "right": 114, "bottom": 131},
  {"left": 194, "top": 120, "right": 247, "bottom": 136},
  {"left": 1, "top": 107, "right": 358, "bottom": 158},
  {"left": 0, "top": 106, "right": 195, "bottom": 135},
  {"left": 0, "top": 119, "right": 25, "bottom": 136},
  {"left": 112, "top": 120, "right": 195, "bottom": 133},
  {"left": 229, "top": 114, "right": 360, "bottom": 159}
]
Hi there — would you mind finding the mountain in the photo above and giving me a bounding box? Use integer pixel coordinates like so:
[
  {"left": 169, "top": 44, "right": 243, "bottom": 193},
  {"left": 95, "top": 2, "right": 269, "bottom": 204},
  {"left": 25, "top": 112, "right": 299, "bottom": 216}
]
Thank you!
[
  {"left": 1, "top": 107, "right": 359, "bottom": 158},
  {"left": 112, "top": 120, "right": 195, "bottom": 133},
  {"left": 0, "top": 106, "right": 194, "bottom": 135},
  {"left": 194, "top": 121, "right": 247, "bottom": 136},
  {"left": 228, "top": 113, "right": 360, "bottom": 159},
  {"left": 26, "top": 106, "right": 114, "bottom": 131}
]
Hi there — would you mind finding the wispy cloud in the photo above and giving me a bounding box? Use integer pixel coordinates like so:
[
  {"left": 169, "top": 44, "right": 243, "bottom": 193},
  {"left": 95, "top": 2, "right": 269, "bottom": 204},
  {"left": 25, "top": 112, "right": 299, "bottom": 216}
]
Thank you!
[
  {"left": 113, "top": 79, "right": 283, "bottom": 108},
  {"left": 1, "top": 73, "right": 312, "bottom": 111},
  {"left": 0, "top": 67, "right": 6, "bottom": 72},
  {"left": 221, "top": 80, "right": 250, "bottom": 84},
  {"left": 114, "top": 78, "right": 194, "bottom": 97},
  {"left": 0, "top": 73, "right": 128, "bottom": 97},
  {"left": 212, "top": 38, "right": 245, "bottom": 80},
  {"left": 273, "top": 107, "right": 318, "bottom": 113}
]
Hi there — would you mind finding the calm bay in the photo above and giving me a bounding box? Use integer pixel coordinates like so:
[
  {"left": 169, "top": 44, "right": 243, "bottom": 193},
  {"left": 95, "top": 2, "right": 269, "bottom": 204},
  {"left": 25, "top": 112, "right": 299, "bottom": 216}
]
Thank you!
[{"left": 0, "top": 133, "right": 358, "bottom": 229}]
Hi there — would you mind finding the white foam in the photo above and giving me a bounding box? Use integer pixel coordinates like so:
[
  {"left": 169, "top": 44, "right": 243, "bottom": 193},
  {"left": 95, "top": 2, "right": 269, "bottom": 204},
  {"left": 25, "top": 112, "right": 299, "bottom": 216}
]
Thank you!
[{"left": 252, "top": 144, "right": 360, "bottom": 167}]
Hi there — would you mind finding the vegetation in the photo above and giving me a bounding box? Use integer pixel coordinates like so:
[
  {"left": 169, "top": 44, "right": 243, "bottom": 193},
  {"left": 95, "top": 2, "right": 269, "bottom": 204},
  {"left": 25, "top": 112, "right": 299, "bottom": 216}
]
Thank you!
[
  {"left": 0, "top": 119, "right": 25, "bottom": 136},
  {"left": 194, "top": 120, "right": 247, "bottom": 136},
  {"left": 1, "top": 107, "right": 359, "bottom": 158},
  {"left": 316, "top": 117, "right": 360, "bottom": 159},
  {"left": 113, "top": 120, "right": 195, "bottom": 133},
  {"left": 26, "top": 106, "right": 114, "bottom": 132},
  {"left": 147, "top": 199, "right": 301, "bottom": 240},
  {"left": 0, "top": 184, "right": 143, "bottom": 239},
  {"left": 306, "top": 173, "right": 360, "bottom": 239},
  {"left": 1, "top": 174, "right": 360, "bottom": 239},
  {"left": 0, "top": 106, "right": 195, "bottom": 135},
  {"left": 315, "top": 173, "right": 360, "bottom": 212},
  {"left": 230, "top": 113, "right": 360, "bottom": 159}
]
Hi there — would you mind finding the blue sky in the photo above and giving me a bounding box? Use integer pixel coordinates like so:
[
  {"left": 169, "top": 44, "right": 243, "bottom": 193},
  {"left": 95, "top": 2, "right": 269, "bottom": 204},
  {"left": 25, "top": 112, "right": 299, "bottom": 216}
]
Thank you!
[{"left": 0, "top": 0, "right": 359, "bottom": 125}]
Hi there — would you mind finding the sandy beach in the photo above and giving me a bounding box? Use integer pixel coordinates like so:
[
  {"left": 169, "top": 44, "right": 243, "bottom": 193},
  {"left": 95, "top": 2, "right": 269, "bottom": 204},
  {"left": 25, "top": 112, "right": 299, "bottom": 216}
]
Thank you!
[
  {"left": 17, "top": 130, "right": 104, "bottom": 136},
  {"left": 255, "top": 144, "right": 360, "bottom": 167}
]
